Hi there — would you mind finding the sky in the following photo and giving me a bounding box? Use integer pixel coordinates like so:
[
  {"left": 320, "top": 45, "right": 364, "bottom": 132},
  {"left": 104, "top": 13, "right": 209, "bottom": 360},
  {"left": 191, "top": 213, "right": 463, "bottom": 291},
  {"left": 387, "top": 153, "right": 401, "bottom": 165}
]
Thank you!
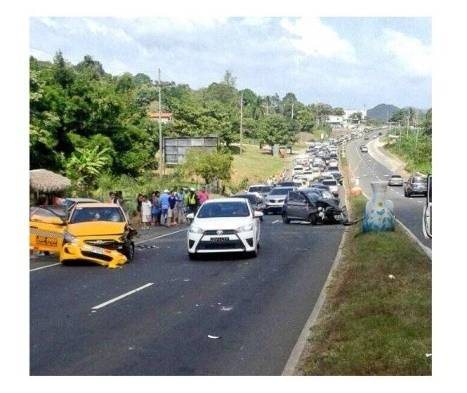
[{"left": 30, "top": 17, "right": 432, "bottom": 109}]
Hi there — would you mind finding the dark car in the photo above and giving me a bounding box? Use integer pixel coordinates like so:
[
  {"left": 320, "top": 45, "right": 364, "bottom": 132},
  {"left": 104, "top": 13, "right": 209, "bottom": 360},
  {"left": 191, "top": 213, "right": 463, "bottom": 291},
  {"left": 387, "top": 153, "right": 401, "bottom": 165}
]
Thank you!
[
  {"left": 282, "top": 189, "right": 345, "bottom": 225},
  {"left": 231, "top": 192, "right": 265, "bottom": 220},
  {"left": 404, "top": 175, "right": 428, "bottom": 197},
  {"left": 277, "top": 181, "right": 302, "bottom": 188}
]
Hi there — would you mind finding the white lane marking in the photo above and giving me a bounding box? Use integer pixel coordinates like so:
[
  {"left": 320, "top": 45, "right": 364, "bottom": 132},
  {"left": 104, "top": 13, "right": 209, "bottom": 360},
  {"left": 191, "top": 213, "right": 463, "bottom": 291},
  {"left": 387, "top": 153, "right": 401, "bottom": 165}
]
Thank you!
[
  {"left": 91, "top": 283, "right": 154, "bottom": 310},
  {"left": 135, "top": 228, "right": 187, "bottom": 245},
  {"left": 30, "top": 262, "right": 60, "bottom": 272},
  {"left": 272, "top": 219, "right": 280, "bottom": 224}
]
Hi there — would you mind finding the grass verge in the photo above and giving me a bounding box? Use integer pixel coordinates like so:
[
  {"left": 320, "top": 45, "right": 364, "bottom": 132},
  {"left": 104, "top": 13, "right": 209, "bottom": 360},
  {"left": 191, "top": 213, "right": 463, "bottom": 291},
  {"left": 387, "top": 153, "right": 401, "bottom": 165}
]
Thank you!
[
  {"left": 231, "top": 144, "right": 286, "bottom": 186},
  {"left": 299, "top": 195, "right": 432, "bottom": 375}
]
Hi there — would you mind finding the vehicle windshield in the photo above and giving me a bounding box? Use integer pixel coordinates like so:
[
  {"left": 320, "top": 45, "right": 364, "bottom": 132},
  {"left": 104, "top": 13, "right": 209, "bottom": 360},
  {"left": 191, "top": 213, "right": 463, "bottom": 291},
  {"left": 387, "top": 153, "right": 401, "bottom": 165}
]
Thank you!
[
  {"left": 391, "top": 175, "right": 402, "bottom": 179},
  {"left": 270, "top": 187, "right": 293, "bottom": 196},
  {"left": 70, "top": 206, "right": 125, "bottom": 223},
  {"left": 197, "top": 202, "right": 250, "bottom": 218},
  {"left": 303, "top": 191, "right": 319, "bottom": 202},
  {"left": 249, "top": 186, "right": 271, "bottom": 193},
  {"left": 413, "top": 177, "right": 427, "bottom": 183},
  {"left": 233, "top": 195, "right": 258, "bottom": 204}
]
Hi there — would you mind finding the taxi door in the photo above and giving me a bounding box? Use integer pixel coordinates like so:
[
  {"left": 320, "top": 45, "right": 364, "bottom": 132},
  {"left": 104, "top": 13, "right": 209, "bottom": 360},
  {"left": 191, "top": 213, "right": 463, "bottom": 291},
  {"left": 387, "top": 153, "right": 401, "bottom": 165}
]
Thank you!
[{"left": 30, "top": 207, "right": 66, "bottom": 254}]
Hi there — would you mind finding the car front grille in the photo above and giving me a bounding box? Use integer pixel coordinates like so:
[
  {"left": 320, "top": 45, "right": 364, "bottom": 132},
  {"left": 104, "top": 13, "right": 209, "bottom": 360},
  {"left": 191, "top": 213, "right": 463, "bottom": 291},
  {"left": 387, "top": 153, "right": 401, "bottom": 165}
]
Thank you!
[
  {"left": 203, "top": 230, "right": 237, "bottom": 235},
  {"left": 81, "top": 251, "right": 113, "bottom": 262},
  {"left": 84, "top": 240, "right": 123, "bottom": 250}
]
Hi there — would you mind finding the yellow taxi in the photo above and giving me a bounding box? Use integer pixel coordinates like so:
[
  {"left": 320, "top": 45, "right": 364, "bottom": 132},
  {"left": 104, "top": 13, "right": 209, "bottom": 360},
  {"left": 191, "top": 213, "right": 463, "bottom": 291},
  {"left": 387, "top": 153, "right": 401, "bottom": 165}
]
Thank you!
[{"left": 30, "top": 203, "right": 137, "bottom": 268}]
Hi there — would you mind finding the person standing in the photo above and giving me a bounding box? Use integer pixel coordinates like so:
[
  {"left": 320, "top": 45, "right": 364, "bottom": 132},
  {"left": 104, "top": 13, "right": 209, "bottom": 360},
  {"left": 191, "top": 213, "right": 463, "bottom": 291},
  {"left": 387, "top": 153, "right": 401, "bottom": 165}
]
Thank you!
[
  {"left": 175, "top": 187, "right": 185, "bottom": 224},
  {"left": 185, "top": 188, "right": 198, "bottom": 215},
  {"left": 197, "top": 186, "right": 209, "bottom": 206},
  {"left": 168, "top": 191, "right": 177, "bottom": 227},
  {"left": 140, "top": 195, "right": 152, "bottom": 228},
  {"left": 108, "top": 192, "right": 116, "bottom": 203},
  {"left": 136, "top": 193, "right": 144, "bottom": 224},
  {"left": 159, "top": 189, "right": 170, "bottom": 227},
  {"left": 151, "top": 191, "right": 161, "bottom": 226}
]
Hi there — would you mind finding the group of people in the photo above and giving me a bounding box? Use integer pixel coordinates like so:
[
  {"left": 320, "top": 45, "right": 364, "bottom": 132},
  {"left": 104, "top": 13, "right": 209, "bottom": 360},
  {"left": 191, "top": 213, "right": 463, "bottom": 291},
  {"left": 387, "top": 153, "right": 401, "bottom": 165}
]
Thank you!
[{"left": 135, "top": 187, "right": 210, "bottom": 228}]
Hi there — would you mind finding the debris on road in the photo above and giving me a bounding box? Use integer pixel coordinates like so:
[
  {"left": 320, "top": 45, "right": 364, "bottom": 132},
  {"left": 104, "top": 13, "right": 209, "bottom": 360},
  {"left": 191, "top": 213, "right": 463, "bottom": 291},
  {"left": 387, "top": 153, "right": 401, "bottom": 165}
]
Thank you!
[
  {"left": 208, "top": 335, "right": 221, "bottom": 339},
  {"left": 220, "top": 306, "right": 233, "bottom": 311}
]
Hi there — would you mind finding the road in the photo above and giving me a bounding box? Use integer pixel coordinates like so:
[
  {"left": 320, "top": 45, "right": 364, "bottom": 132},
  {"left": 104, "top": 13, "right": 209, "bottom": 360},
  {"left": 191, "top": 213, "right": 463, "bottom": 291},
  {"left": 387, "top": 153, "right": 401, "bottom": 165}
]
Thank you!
[
  {"left": 30, "top": 214, "right": 344, "bottom": 375},
  {"left": 345, "top": 130, "right": 432, "bottom": 251}
]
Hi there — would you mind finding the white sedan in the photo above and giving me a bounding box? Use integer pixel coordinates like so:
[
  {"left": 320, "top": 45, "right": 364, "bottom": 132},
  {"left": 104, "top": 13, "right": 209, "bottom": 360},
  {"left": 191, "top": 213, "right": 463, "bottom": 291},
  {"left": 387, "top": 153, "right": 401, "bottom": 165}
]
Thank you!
[{"left": 186, "top": 198, "right": 263, "bottom": 259}]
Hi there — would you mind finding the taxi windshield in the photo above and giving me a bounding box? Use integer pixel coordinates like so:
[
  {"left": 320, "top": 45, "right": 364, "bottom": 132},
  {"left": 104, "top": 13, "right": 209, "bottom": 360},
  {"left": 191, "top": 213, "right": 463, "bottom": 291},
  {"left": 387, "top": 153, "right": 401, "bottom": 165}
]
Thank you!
[{"left": 70, "top": 207, "right": 125, "bottom": 223}]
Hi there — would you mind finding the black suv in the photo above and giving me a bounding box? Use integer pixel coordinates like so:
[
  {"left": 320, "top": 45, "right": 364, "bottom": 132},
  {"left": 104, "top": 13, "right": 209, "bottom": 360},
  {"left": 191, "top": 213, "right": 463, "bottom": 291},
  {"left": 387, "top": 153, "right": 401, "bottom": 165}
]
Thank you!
[
  {"left": 404, "top": 175, "right": 428, "bottom": 197},
  {"left": 282, "top": 189, "right": 345, "bottom": 225}
]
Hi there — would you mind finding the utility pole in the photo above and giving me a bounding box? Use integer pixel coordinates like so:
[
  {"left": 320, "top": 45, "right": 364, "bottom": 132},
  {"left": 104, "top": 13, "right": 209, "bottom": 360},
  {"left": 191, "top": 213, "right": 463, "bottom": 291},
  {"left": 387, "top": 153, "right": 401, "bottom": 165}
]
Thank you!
[
  {"left": 158, "top": 68, "right": 163, "bottom": 178},
  {"left": 239, "top": 91, "right": 243, "bottom": 155},
  {"left": 291, "top": 102, "right": 294, "bottom": 120}
]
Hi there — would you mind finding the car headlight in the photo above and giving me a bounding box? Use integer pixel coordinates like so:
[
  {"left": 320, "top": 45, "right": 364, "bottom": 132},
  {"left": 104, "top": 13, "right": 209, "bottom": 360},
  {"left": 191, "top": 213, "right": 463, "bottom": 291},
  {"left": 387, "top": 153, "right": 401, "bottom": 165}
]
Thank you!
[
  {"left": 63, "top": 231, "right": 78, "bottom": 244},
  {"left": 189, "top": 225, "right": 204, "bottom": 234},
  {"left": 237, "top": 223, "right": 253, "bottom": 232}
]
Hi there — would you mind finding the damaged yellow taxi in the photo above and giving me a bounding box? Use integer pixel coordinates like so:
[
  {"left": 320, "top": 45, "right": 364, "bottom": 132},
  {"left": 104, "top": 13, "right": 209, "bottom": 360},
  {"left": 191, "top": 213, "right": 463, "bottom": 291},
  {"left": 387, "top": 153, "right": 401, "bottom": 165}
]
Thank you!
[{"left": 30, "top": 203, "right": 137, "bottom": 268}]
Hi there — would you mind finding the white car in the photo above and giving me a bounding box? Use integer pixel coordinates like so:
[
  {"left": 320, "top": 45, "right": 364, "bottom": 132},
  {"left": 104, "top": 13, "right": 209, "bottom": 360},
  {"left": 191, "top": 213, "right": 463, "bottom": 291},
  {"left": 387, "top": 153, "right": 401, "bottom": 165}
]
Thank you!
[{"left": 186, "top": 198, "right": 263, "bottom": 259}]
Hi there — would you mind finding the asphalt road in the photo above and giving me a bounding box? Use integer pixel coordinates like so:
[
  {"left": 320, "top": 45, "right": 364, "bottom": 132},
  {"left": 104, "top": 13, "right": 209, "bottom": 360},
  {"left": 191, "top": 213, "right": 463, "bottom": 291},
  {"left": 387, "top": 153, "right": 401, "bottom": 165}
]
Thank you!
[
  {"left": 30, "top": 214, "right": 344, "bottom": 375},
  {"left": 346, "top": 130, "right": 432, "bottom": 250}
]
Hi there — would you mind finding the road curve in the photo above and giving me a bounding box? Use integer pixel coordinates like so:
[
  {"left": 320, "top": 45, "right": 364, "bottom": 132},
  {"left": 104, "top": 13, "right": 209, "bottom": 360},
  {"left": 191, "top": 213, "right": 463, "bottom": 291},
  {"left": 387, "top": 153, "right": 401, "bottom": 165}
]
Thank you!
[{"left": 345, "top": 131, "right": 431, "bottom": 251}]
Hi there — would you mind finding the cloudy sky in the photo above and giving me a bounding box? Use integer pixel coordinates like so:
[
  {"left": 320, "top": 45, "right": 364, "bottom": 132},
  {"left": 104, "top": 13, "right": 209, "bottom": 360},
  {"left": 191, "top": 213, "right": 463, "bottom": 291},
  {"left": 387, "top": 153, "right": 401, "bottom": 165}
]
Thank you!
[{"left": 30, "top": 17, "right": 431, "bottom": 109}]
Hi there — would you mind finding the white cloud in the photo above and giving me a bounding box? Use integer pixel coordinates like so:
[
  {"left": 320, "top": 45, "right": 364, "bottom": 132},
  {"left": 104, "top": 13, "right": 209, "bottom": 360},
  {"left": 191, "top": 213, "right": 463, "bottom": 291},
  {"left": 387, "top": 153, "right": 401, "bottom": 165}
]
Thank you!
[
  {"left": 30, "top": 48, "right": 52, "bottom": 61},
  {"left": 131, "top": 17, "right": 227, "bottom": 35},
  {"left": 83, "top": 19, "right": 133, "bottom": 43},
  {"left": 383, "top": 29, "right": 431, "bottom": 77},
  {"left": 280, "top": 17, "right": 357, "bottom": 63}
]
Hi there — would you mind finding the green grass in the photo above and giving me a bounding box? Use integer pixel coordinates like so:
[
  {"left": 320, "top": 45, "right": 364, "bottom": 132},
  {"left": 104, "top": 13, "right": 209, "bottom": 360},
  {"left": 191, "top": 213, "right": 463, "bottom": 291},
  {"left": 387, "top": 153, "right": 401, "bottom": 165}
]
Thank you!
[
  {"left": 300, "top": 194, "right": 432, "bottom": 375},
  {"left": 230, "top": 144, "right": 286, "bottom": 188},
  {"left": 385, "top": 129, "right": 432, "bottom": 174}
]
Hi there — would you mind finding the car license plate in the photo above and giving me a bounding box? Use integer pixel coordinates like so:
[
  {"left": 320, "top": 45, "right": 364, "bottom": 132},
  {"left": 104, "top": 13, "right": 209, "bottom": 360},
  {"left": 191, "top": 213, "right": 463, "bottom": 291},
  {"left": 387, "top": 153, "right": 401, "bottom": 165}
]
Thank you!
[
  {"left": 36, "top": 236, "right": 57, "bottom": 247},
  {"left": 211, "top": 237, "right": 229, "bottom": 242},
  {"left": 83, "top": 244, "right": 107, "bottom": 255}
]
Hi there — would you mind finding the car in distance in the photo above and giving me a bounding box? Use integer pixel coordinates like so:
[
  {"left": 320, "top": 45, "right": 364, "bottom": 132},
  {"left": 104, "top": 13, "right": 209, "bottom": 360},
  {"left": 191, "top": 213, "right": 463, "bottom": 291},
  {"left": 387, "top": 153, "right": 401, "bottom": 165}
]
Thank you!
[
  {"left": 247, "top": 184, "right": 272, "bottom": 198},
  {"left": 231, "top": 192, "right": 265, "bottom": 220},
  {"left": 360, "top": 145, "right": 368, "bottom": 153},
  {"left": 321, "top": 178, "right": 339, "bottom": 196},
  {"left": 388, "top": 174, "right": 404, "bottom": 186},
  {"left": 30, "top": 203, "right": 137, "bottom": 267},
  {"left": 264, "top": 186, "right": 296, "bottom": 214},
  {"left": 404, "top": 175, "right": 428, "bottom": 197},
  {"left": 186, "top": 198, "right": 263, "bottom": 259}
]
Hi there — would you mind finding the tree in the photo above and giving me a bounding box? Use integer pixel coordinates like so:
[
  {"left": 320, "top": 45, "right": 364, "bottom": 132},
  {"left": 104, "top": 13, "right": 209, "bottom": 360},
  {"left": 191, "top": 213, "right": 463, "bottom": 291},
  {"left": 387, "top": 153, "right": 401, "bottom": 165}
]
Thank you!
[
  {"left": 65, "top": 145, "right": 112, "bottom": 193},
  {"left": 75, "top": 55, "right": 106, "bottom": 79},
  {"left": 133, "top": 73, "right": 152, "bottom": 86},
  {"left": 181, "top": 150, "right": 233, "bottom": 184},
  {"left": 257, "top": 114, "right": 296, "bottom": 147}
]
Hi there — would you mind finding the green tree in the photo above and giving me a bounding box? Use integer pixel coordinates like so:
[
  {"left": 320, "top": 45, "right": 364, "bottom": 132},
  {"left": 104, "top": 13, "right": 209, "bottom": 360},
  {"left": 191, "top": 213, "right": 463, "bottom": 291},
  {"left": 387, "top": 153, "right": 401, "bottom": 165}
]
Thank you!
[
  {"left": 423, "top": 108, "right": 432, "bottom": 135},
  {"left": 65, "top": 145, "right": 112, "bottom": 192},
  {"left": 181, "top": 150, "right": 233, "bottom": 184}
]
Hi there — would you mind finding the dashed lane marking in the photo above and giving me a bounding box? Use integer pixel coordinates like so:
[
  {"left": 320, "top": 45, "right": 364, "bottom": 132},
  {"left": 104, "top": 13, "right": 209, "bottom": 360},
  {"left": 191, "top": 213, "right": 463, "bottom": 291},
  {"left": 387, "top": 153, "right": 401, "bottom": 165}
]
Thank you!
[
  {"left": 30, "top": 263, "right": 61, "bottom": 272},
  {"left": 91, "top": 282, "right": 154, "bottom": 310}
]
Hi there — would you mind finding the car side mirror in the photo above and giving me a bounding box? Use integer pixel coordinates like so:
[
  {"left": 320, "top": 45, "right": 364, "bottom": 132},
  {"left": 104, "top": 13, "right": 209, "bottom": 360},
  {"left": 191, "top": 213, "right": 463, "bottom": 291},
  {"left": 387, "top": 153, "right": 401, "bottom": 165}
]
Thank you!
[
  {"left": 186, "top": 213, "right": 194, "bottom": 220},
  {"left": 254, "top": 211, "right": 264, "bottom": 218}
]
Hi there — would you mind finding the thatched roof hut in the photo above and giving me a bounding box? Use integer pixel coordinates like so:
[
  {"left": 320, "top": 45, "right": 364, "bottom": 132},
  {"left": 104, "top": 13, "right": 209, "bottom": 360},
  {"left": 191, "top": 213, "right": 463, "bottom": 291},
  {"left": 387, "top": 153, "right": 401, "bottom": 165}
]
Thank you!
[{"left": 30, "top": 169, "right": 71, "bottom": 193}]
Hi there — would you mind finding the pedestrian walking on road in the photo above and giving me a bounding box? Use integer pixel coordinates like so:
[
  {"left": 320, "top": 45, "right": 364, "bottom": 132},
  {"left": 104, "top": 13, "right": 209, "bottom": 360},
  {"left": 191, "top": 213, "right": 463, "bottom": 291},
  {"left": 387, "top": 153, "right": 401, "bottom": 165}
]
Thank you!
[
  {"left": 140, "top": 195, "right": 152, "bottom": 228},
  {"left": 136, "top": 193, "right": 144, "bottom": 224}
]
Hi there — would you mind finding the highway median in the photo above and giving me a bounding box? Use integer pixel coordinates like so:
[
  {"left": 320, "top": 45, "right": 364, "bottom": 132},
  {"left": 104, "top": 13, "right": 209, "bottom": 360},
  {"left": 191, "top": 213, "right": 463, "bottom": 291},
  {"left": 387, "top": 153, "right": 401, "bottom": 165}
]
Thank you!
[{"left": 297, "top": 157, "right": 432, "bottom": 376}]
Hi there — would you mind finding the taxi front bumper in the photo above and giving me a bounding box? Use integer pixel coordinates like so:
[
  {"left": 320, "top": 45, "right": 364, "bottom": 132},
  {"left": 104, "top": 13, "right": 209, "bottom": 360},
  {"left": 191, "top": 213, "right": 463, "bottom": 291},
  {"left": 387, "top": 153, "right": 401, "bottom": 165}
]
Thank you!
[{"left": 60, "top": 241, "right": 127, "bottom": 267}]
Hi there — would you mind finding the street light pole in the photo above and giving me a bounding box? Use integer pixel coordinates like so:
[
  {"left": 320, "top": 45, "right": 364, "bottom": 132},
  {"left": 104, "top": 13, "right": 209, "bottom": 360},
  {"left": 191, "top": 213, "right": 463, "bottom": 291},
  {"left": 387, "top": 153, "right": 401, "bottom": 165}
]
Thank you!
[{"left": 158, "top": 68, "right": 163, "bottom": 178}]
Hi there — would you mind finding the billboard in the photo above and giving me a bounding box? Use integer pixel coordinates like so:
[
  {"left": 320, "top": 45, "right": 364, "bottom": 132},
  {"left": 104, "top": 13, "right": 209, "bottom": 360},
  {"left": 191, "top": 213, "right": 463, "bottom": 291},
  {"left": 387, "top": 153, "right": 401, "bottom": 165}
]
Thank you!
[{"left": 163, "top": 137, "right": 218, "bottom": 165}]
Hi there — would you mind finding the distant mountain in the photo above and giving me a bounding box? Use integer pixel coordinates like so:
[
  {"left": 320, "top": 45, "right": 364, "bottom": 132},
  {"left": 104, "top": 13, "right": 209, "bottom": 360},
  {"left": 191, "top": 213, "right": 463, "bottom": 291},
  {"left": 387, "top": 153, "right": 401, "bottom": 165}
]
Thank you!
[{"left": 367, "top": 104, "right": 400, "bottom": 121}]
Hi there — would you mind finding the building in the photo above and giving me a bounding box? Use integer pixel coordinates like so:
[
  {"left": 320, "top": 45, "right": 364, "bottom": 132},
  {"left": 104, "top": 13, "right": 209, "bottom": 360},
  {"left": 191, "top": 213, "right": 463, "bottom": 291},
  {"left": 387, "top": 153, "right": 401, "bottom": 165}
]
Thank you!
[
  {"left": 148, "top": 111, "right": 173, "bottom": 123},
  {"left": 326, "top": 115, "right": 345, "bottom": 127}
]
